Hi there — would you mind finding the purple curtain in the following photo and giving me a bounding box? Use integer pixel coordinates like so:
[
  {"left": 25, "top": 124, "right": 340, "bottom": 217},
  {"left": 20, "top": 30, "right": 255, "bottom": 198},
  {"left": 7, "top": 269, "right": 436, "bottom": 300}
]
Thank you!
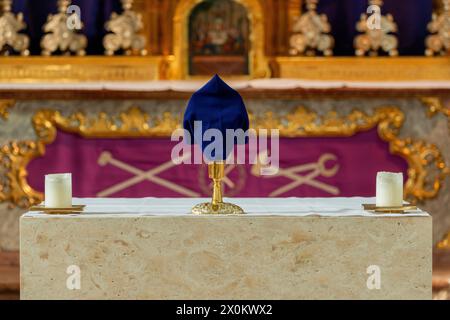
[{"left": 11, "top": 0, "right": 433, "bottom": 56}]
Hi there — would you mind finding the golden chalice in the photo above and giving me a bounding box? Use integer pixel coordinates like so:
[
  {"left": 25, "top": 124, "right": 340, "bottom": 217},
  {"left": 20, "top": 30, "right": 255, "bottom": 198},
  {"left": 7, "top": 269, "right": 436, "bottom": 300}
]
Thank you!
[{"left": 191, "top": 161, "right": 244, "bottom": 215}]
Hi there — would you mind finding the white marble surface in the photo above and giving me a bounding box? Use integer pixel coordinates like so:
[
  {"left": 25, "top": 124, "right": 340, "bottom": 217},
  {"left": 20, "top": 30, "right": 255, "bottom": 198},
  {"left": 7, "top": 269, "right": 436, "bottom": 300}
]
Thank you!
[{"left": 23, "top": 197, "right": 428, "bottom": 217}]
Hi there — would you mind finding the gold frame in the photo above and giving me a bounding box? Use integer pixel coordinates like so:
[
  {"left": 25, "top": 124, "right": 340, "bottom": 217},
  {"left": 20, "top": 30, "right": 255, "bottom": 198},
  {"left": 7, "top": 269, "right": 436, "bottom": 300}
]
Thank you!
[
  {"left": 0, "top": 104, "right": 448, "bottom": 207},
  {"left": 0, "top": 55, "right": 447, "bottom": 82},
  {"left": 170, "top": 0, "right": 270, "bottom": 79}
]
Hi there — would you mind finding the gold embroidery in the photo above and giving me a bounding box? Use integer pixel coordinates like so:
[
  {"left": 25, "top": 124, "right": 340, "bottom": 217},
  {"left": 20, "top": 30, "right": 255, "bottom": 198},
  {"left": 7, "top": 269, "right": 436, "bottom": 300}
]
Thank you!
[{"left": 0, "top": 105, "right": 448, "bottom": 207}]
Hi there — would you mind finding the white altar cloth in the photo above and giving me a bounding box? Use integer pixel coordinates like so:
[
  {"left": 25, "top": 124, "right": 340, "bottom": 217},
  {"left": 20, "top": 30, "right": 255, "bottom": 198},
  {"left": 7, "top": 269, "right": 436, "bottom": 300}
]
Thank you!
[
  {"left": 25, "top": 197, "right": 428, "bottom": 217},
  {"left": 1, "top": 79, "right": 450, "bottom": 91}
]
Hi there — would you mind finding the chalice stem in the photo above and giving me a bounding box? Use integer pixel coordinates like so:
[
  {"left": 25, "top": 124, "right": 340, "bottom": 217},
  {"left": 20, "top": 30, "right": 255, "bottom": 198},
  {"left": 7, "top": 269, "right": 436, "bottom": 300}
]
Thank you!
[
  {"left": 212, "top": 178, "right": 223, "bottom": 206},
  {"left": 190, "top": 161, "right": 244, "bottom": 215},
  {"left": 209, "top": 161, "right": 224, "bottom": 209}
]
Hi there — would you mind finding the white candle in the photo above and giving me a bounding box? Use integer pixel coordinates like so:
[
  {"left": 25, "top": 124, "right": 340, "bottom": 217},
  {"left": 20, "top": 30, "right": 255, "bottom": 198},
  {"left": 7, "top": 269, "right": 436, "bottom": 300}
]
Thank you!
[
  {"left": 45, "top": 173, "right": 72, "bottom": 208},
  {"left": 376, "top": 172, "right": 403, "bottom": 207}
]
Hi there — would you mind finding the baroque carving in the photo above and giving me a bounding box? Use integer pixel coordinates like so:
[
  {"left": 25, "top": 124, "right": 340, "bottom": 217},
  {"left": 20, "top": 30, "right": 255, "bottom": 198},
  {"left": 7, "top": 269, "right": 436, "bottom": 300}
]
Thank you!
[
  {"left": 354, "top": 0, "right": 399, "bottom": 56},
  {"left": 420, "top": 97, "right": 450, "bottom": 130},
  {"left": 425, "top": 0, "right": 450, "bottom": 56},
  {"left": 32, "top": 106, "right": 180, "bottom": 139},
  {"left": 289, "top": 0, "right": 334, "bottom": 56},
  {"left": 41, "top": 0, "right": 87, "bottom": 56},
  {"left": 0, "top": 99, "right": 14, "bottom": 120},
  {"left": 103, "top": 0, "right": 147, "bottom": 56},
  {"left": 0, "top": 106, "right": 448, "bottom": 207},
  {"left": 437, "top": 232, "right": 450, "bottom": 249},
  {"left": 0, "top": 0, "right": 29, "bottom": 56},
  {"left": 0, "top": 141, "right": 43, "bottom": 207}
]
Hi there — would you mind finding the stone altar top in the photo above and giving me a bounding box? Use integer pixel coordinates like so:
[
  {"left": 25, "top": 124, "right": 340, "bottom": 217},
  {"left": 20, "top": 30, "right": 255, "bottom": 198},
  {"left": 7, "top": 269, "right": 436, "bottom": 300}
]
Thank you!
[
  {"left": 23, "top": 197, "right": 429, "bottom": 218},
  {"left": 20, "top": 196, "right": 432, "bottom": 299}
]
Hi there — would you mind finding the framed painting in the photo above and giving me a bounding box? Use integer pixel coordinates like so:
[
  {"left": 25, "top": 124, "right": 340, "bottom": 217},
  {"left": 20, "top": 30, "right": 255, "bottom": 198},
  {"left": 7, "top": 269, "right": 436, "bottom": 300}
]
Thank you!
[{"left": 188, "top": 0, "right": 250, "bottom": 76}]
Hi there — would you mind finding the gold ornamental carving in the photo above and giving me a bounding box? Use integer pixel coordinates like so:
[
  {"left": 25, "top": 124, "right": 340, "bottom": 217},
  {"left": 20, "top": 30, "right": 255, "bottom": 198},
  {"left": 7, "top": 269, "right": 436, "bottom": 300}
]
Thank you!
[
  {"left": 289, "top": 0, "right": 334, "bottom": 56},
  {"left": 32, "top": 106, "right": 181, "bottom": 139},
  {"left": 0, "top": 99, "right": 14, "bottom": 120},
  {"left": 420, "top": 96, "right": 450, "bottom": 129},
  {"left": 437, "top": 232, "right": 450, "bottom": 249},
  {"left": 354, "top": 0, "right": 399, "bottom": 56},
  {"left": 0, "top": 0, "right": 29, "bottom": 56},
  {"left": 425, "top": 0, "right": 450, "bottom": 56},
  {"left": 103, "top": 0, "right": 147, "bottom": 56},
  {"left": 0, "top": 105, "right": 448, "bottom": 207},
  {"left": 0, "top": 141, "right": 43, "bottom": 207},
  {"left": 41, "top": 0, "right": 87, "bottom": 56}
]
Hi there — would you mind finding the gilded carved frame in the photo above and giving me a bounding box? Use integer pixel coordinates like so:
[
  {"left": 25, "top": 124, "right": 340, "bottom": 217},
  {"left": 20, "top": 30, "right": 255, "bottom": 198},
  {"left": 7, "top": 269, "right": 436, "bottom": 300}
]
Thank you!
[
  {"left": 170, "top": 0, "right": 270, "bottom": 79},
  {"left": 0, "top": 100, "right": 15, "bottom": 120},
  {"left": 0, "top": 102, "right": 448, "bottom": 208}
]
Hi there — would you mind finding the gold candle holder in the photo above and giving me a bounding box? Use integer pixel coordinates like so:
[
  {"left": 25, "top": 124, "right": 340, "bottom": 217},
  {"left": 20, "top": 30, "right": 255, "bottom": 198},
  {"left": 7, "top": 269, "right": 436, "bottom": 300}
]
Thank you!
[{"left": 191, "top": 161, "right": 244, "bottom": 215}]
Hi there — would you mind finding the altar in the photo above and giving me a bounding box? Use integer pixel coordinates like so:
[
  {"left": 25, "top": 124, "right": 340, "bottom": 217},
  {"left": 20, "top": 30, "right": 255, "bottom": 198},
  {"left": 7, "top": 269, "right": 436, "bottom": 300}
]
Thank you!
[
  {"left": 0, "top": 0, "right": 449, "bottom": 301},
  {"left": 20, "top": 197, "right": 431, "bottom": 300}
]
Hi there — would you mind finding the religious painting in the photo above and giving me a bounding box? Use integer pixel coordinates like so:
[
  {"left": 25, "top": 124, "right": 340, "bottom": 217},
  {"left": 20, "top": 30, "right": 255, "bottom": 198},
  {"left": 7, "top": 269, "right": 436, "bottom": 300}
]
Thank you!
[{"left": 188, "top": 0, "right": 250, "bottom": 76}]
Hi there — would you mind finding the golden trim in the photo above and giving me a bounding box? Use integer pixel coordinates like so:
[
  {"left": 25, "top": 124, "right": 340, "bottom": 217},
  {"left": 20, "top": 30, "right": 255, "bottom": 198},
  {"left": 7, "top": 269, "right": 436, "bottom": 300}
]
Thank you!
[
  {"left": 0, "top": 99, "right": 14, "bottom": 119},
  {"left": 0, "top": 105, "right": 448, "bottom": 207},
  {"left": 421, "top": 96, "right": 450, "bottom": 129},
  {"left": 32, "top": 107, "right": 180, "bottom": 139},
  {"left": 437, "top": 232, "right": 450, "bottom": 249},
  {"left": 0, "top": 55, "right": 448, "bottom": 82},
  {"left": 275, "top": 56, "right": 450, "bottom": 81},
  {"left": 0, "top": 56, "right": 163, "bottom": 82},
  {"left": 0, "top": 140, "right": 43, "bottom": 207},
  {"left": 170, "top": 0, "right": 270, "bottom": 79}
]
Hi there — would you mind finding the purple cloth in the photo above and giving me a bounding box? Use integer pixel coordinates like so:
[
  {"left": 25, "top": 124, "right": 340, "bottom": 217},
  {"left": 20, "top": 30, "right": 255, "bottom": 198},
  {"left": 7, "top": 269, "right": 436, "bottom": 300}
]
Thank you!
[
  {"left": 27, "top": 128, "right": 407, "bottom": 198},
  {"left": 183, "top": 75, "right": 249, "bottom": 160}
]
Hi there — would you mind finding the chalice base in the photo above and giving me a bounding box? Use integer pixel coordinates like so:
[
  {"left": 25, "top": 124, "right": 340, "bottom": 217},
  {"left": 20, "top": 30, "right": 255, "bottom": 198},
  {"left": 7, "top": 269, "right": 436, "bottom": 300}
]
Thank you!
[{"left": 191, "top": 202, "right": 245, "bottom": 215}]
